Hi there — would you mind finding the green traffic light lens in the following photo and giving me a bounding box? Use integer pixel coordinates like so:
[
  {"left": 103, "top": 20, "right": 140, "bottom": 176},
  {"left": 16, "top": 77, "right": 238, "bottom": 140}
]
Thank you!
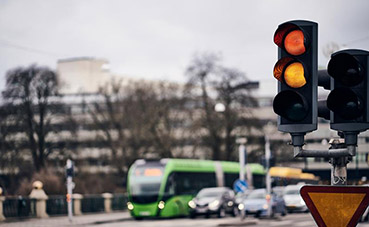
[
  {"left": 328, "top": 53, "right": 363, "bottom": 87},
  {"left": 285, "top": 103, "right": 307, "bottom": 122},
  {"left": 273, "top": 90, "right": 309, "bottom": 122},
  {"left": 327, "top": 87, "right": 362, "bottom": 120}
]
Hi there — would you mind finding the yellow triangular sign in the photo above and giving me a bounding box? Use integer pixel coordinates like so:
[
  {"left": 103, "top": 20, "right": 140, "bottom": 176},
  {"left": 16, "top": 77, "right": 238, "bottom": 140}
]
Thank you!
[
  {"left": 309, "top": 192, "right": 365, "bottom": 227},
  {"left": 300, "top": 186, "right": 369, "bottom": 227}
]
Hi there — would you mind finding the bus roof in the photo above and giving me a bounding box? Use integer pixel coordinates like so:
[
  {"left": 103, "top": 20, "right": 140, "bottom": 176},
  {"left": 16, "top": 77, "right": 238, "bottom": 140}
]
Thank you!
[{"left": 164, "top": 159, "right": 265, "bottom": 175}]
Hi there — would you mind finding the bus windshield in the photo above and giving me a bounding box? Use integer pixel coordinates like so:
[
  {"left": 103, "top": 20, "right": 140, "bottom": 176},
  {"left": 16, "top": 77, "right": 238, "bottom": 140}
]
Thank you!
[{"left": 130, "top": 164, "right": 165, "bottom": 197}]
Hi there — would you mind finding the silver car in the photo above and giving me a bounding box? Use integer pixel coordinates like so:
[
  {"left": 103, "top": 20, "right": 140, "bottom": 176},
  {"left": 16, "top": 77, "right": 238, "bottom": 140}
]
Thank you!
[{"left": 283, "top": 184, "right": 308, "bottom": 213}]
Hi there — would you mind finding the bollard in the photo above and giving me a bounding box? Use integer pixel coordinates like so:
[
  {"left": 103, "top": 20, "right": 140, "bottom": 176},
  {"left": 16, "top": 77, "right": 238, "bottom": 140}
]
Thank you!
[
  {"left": 72, "top": 194, "right": 83, "bottom": 216},
  {"left": 29, "top": 181, "right": 48, "bottom": 218},
  {"left": 0, "top": 187, "right": 5, "bottom": 221},
  {"left": 102, "top": 193, "right": 113, "bottom": 213}
]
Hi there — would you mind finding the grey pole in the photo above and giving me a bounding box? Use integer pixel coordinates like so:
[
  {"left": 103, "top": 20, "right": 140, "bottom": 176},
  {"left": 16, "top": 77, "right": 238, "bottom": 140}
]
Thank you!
[
  {"left": 66, "top": 159, "right": 73, "bottom": 223},
  {"left": 329, "top": 140, "right": 349, "bottom": 186},
  {"left": 239, "top": 144, "right": 245, "bottom": 181},
  {"left": 236, "top": 137, "right": 247, "bottom": 181},
  {"left": 265, "top": 135, "right": 272, "bottom": 217}
]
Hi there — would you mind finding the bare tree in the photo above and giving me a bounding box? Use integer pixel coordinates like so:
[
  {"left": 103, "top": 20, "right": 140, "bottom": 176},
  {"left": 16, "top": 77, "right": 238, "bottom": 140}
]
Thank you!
[
  {"left": 88, "top": 79, "right": 185, "bottom": 181},
  {"left": 87, "top": 78, "right": 129, "bottom": 176},
  {"left": 215, "top": 67, "right": 259, "bottom": 160},
  {"left": 2, "top": 65, "right": 60, "bottom": 171},
  {"left": 185, "top": 53, "right": 260, "bottom": 161}
]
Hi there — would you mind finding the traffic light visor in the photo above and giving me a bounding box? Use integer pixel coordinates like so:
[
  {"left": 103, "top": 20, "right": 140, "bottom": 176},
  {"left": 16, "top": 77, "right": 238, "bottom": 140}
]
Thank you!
[
  {"left": 328, "top": 53, "right": 363, "bottom": 87},
  {"left": 273, "top": 57, "right": 294, "bottom": 81},
  {"left": 327, "top": 87, "right": 363, "bottom": 120},
  {"left": 274, "top": 23, "right": 306, "bottom": 56},
  {"left": 273, "top": 90, "right": 309, "bottom": 122}
]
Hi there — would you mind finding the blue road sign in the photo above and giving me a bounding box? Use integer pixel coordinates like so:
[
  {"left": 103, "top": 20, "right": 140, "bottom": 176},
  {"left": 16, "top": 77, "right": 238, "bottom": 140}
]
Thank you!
[{"left": 233, "top": 179, "right": 248, "bottom": 193}]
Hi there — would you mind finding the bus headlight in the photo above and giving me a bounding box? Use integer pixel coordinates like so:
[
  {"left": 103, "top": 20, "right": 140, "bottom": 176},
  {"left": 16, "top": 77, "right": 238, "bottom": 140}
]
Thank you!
[
  {"left": 238, "top": 203, "right": 244, "bottom": 210},
  {"left": 127, "top": 202, "right": 134, "bottom": 211},
  {"left": 158, "top": 201, "right": 165, "bottom": 210},
  {"left": 188, "top": 200, "right": 196, "bottom": 209},
  {"left": 209, "top": 200, "right": 220, "bottom": 210}
]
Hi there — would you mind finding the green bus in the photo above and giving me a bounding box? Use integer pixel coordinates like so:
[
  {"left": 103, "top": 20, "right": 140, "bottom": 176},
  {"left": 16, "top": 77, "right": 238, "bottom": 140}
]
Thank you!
[{"left": 126, "top": 158, "right": 265, "bottom": 219}]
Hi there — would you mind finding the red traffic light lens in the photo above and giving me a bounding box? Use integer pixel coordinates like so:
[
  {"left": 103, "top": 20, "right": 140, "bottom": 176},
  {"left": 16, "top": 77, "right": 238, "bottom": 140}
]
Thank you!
[
  {"left": 274, "top": 23, "right": 306, "bottom": 56},
  {"left": 284, "top": 30, "right": 306, "bottom": 56},
  {"left": 328, "top": 53, "right": 363, "bottom": 87},
  {"left": 273, "top": 90, "right": 309, "bottom": 122},
  {"left": 327, "top": 87, "right": 362, "bottom": 120},
  {"left": 274, "top": 23, "right": 298, "bottom": 48}
]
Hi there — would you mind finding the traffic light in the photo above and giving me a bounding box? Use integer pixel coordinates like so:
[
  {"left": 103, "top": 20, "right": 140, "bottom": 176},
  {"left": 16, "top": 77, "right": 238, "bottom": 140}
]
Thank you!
[
  {"left": 325, "top": 49, "right": 369, "bottom": 144},
  {"left": 272, "top": 20, "right": 318, "bottom": 146}
]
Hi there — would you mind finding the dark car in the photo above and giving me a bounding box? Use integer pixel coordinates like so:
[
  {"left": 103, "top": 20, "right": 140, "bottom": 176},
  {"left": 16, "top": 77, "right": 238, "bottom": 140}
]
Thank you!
[
  {"left": 188, "top": 187, "right": 237, "bottom": 218},
  {"left": 238, "top": 188, "right": 286, "bottom": 218}
]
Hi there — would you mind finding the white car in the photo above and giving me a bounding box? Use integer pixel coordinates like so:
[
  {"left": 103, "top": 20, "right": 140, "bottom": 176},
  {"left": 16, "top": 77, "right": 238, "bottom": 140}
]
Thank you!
[{"left": 283, "top": 184, "right": 308, "bottom": 213}]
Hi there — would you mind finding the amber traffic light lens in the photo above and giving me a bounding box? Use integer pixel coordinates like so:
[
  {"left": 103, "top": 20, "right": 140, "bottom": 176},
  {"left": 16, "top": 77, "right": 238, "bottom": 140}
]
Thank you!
[
  {"left": 284, "top": 62, "right": 306, "bottom": 88},
  {"left": 284, "top": 30, "right": 306, "bottom": 56}
]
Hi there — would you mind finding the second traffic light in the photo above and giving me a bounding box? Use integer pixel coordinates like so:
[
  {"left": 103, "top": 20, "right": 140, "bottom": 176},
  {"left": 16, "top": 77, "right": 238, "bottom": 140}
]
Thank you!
[
  {"left": 272, "top": 20, "right": 318, "bottom": 145},
  {"left": 325, "top": 49, "right": 369, "bottom": 144}
]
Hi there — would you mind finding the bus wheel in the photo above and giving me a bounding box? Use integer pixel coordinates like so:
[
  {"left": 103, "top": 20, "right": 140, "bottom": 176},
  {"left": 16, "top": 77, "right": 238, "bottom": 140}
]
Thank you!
[{"left": 134, "top": 217, "right": 143, "bottom": 221}]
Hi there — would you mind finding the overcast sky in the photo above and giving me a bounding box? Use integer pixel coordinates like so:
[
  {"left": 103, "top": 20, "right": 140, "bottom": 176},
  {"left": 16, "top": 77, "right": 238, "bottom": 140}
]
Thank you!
[{"left": 0, "top": 0, "right": 369, "bottom": 96}]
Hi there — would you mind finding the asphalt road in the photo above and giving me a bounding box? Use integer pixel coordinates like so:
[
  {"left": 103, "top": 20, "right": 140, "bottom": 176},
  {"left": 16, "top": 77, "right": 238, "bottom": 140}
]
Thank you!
[{"left": 1, "top": 212, "right": 369, "bottom": 227}]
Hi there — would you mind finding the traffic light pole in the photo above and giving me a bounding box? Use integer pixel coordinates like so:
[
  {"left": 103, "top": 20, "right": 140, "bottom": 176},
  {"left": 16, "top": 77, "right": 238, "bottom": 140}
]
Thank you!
[{"left": 294, "top": 139, "right": 356, "bottom": 185}]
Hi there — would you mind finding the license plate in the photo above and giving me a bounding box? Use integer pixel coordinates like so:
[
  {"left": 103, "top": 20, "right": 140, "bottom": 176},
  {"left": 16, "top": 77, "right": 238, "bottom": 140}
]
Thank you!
[
  {"left": 197, "top": 208, "right": 207, "bottom": 213},
  {"left": 287, "top": 205, "right": 296, "bottom": 208},
  {"left": 249, "top": 209, "right": 257, "bottom": 212},
  {"left": 139, "top": 211, "right": 150, "bottom": 216}
]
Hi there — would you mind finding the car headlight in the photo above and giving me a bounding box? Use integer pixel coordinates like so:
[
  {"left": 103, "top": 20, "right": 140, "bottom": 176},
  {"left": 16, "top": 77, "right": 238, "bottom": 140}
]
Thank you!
[
  {"left": 238, "top": 203, "right": 244, "bottom": 210},
  {"left": 209, "top": 200, "right": 220, "bottom": 210},
  {"left": 127, "top": 202, "right": 134, "bottom": 210},
  {"left": 188, "top": 200, "right": 196, "bottom": 209},
  {"left": 263, "top": 204, "right": 269, "bottom": 210},
  {"left": 158, "top": 201, "right": 165, "bottom": 210}
]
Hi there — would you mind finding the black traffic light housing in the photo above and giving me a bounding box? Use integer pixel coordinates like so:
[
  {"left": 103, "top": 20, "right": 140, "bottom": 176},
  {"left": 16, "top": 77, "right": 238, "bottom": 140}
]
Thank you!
[
  {"left": 272, "top": 20, "right": 318, "bottom": 146},
  {"left": 325, "top": 49, "right": 369, "bottom": 144}
]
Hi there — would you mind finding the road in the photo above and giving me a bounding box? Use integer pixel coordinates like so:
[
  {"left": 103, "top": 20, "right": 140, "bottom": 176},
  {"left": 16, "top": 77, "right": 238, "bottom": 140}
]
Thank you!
[{"left": 1, "top": 212, "right": 369, "bottom": 227}]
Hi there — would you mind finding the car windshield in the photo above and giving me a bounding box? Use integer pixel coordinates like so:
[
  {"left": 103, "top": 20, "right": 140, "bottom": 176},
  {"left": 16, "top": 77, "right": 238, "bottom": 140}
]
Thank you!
[
  {"left": 197, "top": 189, "right": 224, "bottom": 198},
  {"left": 285, "top": 189, "right": 300, "bottom": 195},
  {"left": 247, "top": 190, "right": 266, "bottom": 199}
]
